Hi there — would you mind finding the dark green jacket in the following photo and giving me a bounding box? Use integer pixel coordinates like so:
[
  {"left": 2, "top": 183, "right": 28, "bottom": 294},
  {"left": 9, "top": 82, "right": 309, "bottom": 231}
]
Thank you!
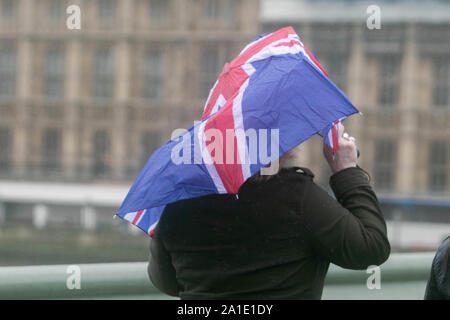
[
  {"left": 148, "top": 166, "right": 390, "bottom": 299},
  {"left": 425, "top": 235, "right": 450, "bottom": 300}
]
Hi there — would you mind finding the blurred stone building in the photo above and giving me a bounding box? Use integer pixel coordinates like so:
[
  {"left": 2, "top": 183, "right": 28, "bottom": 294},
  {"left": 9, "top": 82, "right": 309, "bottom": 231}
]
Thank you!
[
  {"left": 261, "top": 0, "right": 450, "bottom": 200},
  {"left": 0, "top": 0, "right": 259, "bottom": 182},
  {"left": 1, "top": 0, "right": 450, "bottom": 250},
  {"left": 0, "top": 0, "right": 449, "bottom": 200}
]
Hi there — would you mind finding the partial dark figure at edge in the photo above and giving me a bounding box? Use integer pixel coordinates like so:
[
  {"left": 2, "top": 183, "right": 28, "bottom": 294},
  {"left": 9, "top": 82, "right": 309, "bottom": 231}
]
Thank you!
[{"left": 425, "top": 235, "right": 450, "bottom": 300}]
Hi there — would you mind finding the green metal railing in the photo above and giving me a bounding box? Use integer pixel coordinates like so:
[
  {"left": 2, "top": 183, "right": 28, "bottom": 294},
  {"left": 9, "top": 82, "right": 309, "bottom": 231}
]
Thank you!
[
  {"left": 322, "top": 252, "right": 434, "bottom": 300},
  {"left": 0, "top": 252, "right": 435, "bottom": 299}
]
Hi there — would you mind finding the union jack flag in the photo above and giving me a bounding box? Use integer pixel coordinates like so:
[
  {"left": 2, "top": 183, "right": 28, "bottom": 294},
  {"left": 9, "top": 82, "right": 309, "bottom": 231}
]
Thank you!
[{"left": 116, "top": 27, "right": 358, "bottom": 236}]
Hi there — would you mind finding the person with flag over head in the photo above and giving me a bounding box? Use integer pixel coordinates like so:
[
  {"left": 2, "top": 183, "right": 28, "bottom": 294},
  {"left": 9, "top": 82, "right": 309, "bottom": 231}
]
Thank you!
[
  {"left": 147, "top": 122, "right": 390, "bottom": 299},
  {"left": 116, "top": 27, "right": 391, "bottom": 299}
]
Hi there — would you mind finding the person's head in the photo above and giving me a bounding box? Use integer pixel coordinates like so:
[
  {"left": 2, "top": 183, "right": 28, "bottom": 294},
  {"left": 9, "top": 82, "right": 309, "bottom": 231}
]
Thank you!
[
  {"left": 279, "top": 149, "right": 297, "bottom": 169},
  {"left": 257, "top": 147, "right": 300, "bottom": 180}
]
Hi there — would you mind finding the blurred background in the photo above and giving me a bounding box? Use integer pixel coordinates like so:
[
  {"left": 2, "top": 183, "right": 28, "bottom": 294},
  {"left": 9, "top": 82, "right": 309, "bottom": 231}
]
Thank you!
[{"left": 0, "top": 0, "right": 449, "bottom": 267}]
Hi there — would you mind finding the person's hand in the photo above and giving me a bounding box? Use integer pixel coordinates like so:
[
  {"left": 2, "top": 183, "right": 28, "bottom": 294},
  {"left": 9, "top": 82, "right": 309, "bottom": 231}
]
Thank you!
[{"left": 323, "top": 123, "right": 358, "bottom": 173}]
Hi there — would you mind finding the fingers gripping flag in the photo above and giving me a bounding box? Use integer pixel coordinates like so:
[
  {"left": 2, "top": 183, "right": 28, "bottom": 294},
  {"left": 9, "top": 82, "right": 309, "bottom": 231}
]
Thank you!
[
  {"left": 116, "top": 27, "right": 359, "bottom": 236},
  {"left": 321, "top": 117, "right": 347, "bottom": 153}
]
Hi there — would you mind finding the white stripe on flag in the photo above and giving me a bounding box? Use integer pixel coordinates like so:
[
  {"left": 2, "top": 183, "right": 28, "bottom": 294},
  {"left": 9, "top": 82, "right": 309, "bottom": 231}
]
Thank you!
[
  {"left": 134, "top": 209, "right": 146, "bottom": 226},
  {"left": 246, "top": 37, "right": 303, "bottom": 64},
  {"left": 123, "top": 211, "right": 138, "bottom": 223},
  {"left": 232, "top": 73, "right": 255, "bottom": 182},
  {"left": 198, "top": 120, "right": 227, "bottom": 194},
  {"left": 211, "top": 94, "right": 226, "bottom": 115},
  {"left": 327, "top": 128, "right": 334, "bottom": 150},
  {"left": 148, "top": 220, "right": 158, "bottom": 235}
]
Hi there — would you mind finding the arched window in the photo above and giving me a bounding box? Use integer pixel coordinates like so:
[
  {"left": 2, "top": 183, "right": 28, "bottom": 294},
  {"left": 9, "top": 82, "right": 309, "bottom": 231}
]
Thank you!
[
  {"left": 374, "top": 139, "right": 397, "bottom": 191},
  {"left": 93, "top": 48, "right": 114, "bottom": 99},
  {"left": 0, "top": 127, "right": 10, "bottom": 172},
  {"left": 92, "top": 130, "right": 110, "bottom": 178},
  {"left": 143, "top": 49, "right": 164, "bottom": 100},
  {"left": 0, "top": 46, "right": 15, "bottom": 98},
  {"left": 141, "top": 131, "right": 160, "bottom": 167},
  {"left": 44, "top": 47, "right": 65, "bottom": 99},
  {"left": 429, "top": 141, "right": 448, "bottom": 192},
  {"left": 41, "top": 128, "right": 61, "bottom": 173}
]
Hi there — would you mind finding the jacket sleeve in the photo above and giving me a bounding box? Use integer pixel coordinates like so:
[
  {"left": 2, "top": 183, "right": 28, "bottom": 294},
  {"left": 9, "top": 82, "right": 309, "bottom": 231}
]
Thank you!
[
  {"left": 424, "top": 236, "right": 450, "bottom": 300},
  {"left": 424, "top": 264, "right": 444, "bottom": 300},
  {"left": 147, "top": 230, "right": 179, "bottom": 297},
  {"left": 299, "top": 166, "right": 391, "bottom": 270}
]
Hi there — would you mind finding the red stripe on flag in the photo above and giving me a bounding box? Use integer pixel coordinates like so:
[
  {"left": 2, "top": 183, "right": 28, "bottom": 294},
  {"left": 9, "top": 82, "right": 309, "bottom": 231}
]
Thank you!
[
  {"left": 132, "top": 209, "right": 144, "bottom": 225},
  {"left": 203, "top": 27, "right": 300, "bottom": 119},
  {"left": 274, "top": 40, "right": 301, "bottom": 48},
  {"left": 231, "top": 27, "right": 297, "bottom": 68},
  {"left": 331, "top": 125, "right": 339, "bottom": 153},
  {"left": 204, "top": 101, "right": 245, "bottom": 194},
  {"left": 202, "top": 67, "right": 249, "bottom": 120},
  {"left": 302, "top": 45, "right": 329, "bottom": 77}
]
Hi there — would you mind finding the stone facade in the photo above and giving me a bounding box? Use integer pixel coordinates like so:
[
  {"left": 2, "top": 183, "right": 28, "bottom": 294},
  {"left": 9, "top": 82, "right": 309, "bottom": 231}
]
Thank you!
[{"left": 1, "top": 0, "right": 449, "bottom": 198}]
